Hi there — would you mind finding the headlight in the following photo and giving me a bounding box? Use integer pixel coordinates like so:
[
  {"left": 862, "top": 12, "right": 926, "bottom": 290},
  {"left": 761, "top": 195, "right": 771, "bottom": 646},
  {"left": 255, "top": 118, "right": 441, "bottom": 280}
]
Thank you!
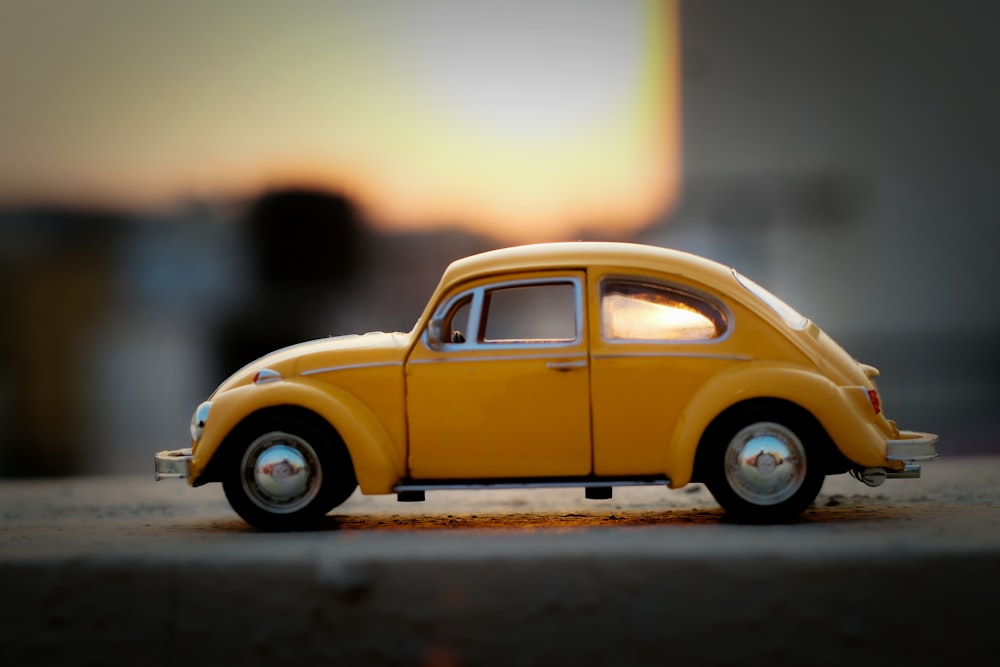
[{"left": 190, "top": 401, "right": 211, "bottom": 442}]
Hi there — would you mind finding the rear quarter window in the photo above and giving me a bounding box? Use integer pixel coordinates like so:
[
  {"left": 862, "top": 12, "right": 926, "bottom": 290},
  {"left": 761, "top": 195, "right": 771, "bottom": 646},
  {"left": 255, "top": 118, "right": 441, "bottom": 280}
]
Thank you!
[{"left": 601, "top": 280, "right": 728, "bottom": 342}]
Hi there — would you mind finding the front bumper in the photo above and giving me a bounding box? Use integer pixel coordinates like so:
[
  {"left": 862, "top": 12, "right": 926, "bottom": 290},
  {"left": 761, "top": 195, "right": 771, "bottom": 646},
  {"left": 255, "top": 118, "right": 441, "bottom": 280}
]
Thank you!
[{"left": 154, "top": 448, "right": 193, "bottom": 481}]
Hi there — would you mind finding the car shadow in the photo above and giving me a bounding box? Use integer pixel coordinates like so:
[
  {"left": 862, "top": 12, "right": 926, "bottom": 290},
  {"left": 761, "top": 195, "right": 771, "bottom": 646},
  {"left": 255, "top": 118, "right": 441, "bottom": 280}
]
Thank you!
[
  {"left": 186, "top": 501, "right": 909, "bottom": 534},
  {"left": 300, "top": 504, "right": 904, "bottom": 533},
  {"left": 315, "top": 508, "right": 728, "bottom": 532}
]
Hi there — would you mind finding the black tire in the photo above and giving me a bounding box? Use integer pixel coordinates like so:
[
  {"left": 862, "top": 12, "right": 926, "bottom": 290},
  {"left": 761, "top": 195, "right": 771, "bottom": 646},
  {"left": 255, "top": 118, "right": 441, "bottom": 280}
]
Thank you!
[
  {"left": 221, "top": 413, "right": 356, "bottom": 531},
  {"left": 701, "top": 405, "right": 825, "bottom": 523}
]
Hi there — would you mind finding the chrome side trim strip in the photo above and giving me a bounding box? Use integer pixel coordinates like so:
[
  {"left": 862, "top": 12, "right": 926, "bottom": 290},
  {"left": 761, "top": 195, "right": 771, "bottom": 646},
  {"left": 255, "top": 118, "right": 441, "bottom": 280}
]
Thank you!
[
  {"left": 301, "top": 361, "right": 403, "bottom": 376},
  {"left": 592, "top": 352, "right": 752, "bottom": 362},
  {"left": 394, "top": 477, "right": 670, "bottom": 492},
  {"left": 409, "top": 352, "right": 588, "bottom": 365}
]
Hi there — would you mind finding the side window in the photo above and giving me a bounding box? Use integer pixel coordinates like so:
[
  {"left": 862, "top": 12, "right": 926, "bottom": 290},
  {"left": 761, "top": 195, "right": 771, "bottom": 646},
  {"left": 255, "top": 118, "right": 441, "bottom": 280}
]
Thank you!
[
  {"left": 601, "top": 280, "right": 727, "bottom": 342},
  {"left": 482, "top": 282, "right": 577, "bottom": 343},
  {"left": 445, "top": 294, "right": 472, "bottom": 344}
]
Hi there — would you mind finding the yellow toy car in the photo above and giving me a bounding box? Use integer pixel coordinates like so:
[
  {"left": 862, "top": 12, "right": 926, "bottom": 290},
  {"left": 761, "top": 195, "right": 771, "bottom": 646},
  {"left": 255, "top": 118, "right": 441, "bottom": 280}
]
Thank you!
[{"left": 155, "top": 242, "right": 937, "bottom": 529}]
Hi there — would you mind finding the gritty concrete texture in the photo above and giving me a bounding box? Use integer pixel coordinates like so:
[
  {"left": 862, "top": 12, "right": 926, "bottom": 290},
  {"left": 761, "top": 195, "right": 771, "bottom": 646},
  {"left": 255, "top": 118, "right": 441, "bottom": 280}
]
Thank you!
[{"left": 2, "top": 456, "right": 999, "bottom": 666}]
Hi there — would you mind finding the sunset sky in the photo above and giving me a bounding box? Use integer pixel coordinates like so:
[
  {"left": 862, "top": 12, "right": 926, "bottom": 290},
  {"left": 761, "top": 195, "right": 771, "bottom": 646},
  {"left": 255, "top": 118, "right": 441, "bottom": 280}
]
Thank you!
[{"left": 0, "top": 1, "right": 679, "bottom": 241}]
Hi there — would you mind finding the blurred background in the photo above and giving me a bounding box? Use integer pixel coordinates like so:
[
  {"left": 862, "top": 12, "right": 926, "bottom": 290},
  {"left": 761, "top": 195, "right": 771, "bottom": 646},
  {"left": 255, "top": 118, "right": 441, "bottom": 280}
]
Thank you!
[{"left": 0, "top": 0, "right": 996, "bottom": 476}]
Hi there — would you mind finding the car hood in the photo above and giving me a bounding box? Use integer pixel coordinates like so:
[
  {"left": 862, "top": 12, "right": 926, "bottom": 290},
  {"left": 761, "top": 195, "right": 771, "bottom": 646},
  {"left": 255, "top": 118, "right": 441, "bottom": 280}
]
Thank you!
[{"left": 212, "top": 331, "right": 410, "bottom": 396}]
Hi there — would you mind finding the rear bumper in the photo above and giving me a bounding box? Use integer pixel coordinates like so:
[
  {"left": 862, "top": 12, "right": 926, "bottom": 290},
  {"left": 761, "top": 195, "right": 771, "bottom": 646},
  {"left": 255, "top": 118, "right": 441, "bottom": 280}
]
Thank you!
[
  {"left": 853, "top": 430, "right": 938, "bottom": 487},
  {"left": 154, "top": 448, "right": 193, "bottom": 481},
  {"left": 886, "top": 430, "right": 939, "bottom": 462}
]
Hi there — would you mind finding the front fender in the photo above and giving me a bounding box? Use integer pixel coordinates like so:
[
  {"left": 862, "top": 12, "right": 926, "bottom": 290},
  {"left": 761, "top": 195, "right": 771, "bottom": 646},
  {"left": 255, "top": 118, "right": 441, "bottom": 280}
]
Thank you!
[
  {"left": 190, "top": 378, "right": 405, "bottom": 494},
  {"left": 664, "top": 362, "right": 889, "bottom": 487}
]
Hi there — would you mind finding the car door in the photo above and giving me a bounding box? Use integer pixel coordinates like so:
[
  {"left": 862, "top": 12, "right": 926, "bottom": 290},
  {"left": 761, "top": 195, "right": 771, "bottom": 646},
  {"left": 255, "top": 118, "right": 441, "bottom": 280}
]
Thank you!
[
  {"left": 588, "top": 273, "right": 740, "bottom": 476},
  {"left": 405, "top": 272, "right": 592, "bottom": 479}
]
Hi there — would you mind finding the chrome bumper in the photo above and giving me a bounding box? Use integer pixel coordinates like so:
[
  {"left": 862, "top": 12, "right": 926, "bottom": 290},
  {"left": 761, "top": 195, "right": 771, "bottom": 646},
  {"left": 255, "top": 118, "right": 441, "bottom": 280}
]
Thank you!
[
  {"left": 853, "top": 430, "right": 938, "bottom": 487},
  {"left": 154, "top": 448, "right": 193, "bottom": 481},
  {"left": 886, "top": 430, "right": 939, "bottom": 462}
]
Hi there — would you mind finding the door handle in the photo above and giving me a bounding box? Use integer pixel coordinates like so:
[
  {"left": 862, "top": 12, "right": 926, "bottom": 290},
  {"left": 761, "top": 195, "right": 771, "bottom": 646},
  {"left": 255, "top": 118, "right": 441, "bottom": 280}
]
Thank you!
[{"left": 546, "top": 359, "right": 587, "bottom": 371}]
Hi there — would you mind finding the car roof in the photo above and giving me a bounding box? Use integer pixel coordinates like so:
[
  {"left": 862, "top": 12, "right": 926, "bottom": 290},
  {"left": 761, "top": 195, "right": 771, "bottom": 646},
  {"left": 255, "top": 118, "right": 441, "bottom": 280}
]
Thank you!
[{"left": 440, "top": 242, "right": 738, "bottom": 292}]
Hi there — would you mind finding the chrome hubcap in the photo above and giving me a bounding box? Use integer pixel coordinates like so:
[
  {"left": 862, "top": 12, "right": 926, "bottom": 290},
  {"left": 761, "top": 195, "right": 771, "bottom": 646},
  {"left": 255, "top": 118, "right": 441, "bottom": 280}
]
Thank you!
[
  {"left": 724, "top": 422, "right": 806, "bottom": 505},
  {"left": 241, "top": 432, "right": 322, "bottom": 514}
]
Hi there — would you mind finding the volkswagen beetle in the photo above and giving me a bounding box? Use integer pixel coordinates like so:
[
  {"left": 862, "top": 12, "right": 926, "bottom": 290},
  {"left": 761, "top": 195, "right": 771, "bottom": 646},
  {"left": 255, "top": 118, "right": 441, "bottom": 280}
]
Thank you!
[{"left": 155, "top": 242, "right": 937, "bottom": 529}]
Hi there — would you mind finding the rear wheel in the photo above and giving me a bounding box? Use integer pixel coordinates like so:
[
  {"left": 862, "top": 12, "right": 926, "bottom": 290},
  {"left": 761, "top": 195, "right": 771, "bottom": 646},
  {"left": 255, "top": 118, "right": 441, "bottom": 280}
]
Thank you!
[
  {"left": 222, "top": 414, "right": 356, "bottom": 530},
  {"left": 701, "top": 406, "right": 825, "bottom": 522}
]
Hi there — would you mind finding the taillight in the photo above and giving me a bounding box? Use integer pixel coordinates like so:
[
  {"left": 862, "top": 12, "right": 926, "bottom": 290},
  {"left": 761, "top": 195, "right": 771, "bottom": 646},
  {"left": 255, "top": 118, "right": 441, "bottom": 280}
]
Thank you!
[{"left": 867, "top": 389, "right": 882, "bottom": 414}]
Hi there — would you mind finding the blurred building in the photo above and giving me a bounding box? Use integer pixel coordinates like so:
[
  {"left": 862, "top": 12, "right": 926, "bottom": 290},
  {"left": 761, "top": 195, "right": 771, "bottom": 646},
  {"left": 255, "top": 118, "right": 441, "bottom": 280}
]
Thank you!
[
  {"left": 0, "top": 199, "right": 495, "bottom": 475},
  {"left": 0, "top": 210, "right": 122, "bottom": 475}
]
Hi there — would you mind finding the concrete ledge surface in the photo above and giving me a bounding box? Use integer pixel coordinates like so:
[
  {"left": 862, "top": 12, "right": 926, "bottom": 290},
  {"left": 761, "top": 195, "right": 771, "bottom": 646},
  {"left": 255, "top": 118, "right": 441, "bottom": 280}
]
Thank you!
[{"left": 1, "top": 456, "right": 998, "bottom": 666}]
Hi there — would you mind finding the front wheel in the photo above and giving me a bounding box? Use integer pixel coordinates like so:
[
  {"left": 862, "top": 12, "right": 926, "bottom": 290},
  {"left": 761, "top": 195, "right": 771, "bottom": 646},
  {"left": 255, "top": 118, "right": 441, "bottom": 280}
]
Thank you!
[
  {"left": 701, "top": 407, "right": 825, "bottom": 523},
  {"left": 222, "top": 414, "right": 356, "bottom": 530}
]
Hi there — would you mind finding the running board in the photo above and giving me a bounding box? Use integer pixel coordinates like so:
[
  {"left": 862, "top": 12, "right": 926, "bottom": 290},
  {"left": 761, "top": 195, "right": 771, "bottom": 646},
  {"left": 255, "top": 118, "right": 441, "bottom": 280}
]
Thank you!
[{"left": 393, "top": 477, "right": 671, "bottom": 502}]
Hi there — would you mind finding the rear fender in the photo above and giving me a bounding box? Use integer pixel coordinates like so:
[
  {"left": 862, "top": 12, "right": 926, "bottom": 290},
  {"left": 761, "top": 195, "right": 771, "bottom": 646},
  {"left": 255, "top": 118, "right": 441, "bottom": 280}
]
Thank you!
[{"left": 664, "top": 363, "right": 886, "bottom": 487}]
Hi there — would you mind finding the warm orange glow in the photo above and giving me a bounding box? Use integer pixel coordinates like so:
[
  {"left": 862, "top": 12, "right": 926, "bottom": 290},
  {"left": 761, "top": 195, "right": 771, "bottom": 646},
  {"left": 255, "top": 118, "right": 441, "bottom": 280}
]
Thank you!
[
  {"left": 603, "top": 295, "right": 719, "bottom": 341},
  {"left": 0, "top": 1, "right": 679, "bottom": 241}
]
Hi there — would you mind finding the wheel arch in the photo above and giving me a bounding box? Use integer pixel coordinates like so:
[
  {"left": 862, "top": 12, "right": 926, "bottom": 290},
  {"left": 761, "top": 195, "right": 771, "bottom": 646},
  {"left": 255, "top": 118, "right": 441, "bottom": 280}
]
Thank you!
[
  {"left": 192, "top": 379, "right": 405, "bottom": 493},
  {"left": 201, "top": 404, "right": 351, "bottom": 484},
  {"left": 664, "top": 363, "right": 855, "bottom": 487},
  {"left": 690, "top": 397, "right": 850, "bottom": 484}
]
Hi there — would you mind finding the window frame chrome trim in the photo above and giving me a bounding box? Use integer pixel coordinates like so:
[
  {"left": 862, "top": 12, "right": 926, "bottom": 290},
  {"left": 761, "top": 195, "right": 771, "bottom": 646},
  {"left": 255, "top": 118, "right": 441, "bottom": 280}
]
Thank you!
[
  {"left": 597, "top": 275, "right": 735, "bottom": 346},
  {"left": 422, "top": 275, "right": 586, "bottom": 352}
]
